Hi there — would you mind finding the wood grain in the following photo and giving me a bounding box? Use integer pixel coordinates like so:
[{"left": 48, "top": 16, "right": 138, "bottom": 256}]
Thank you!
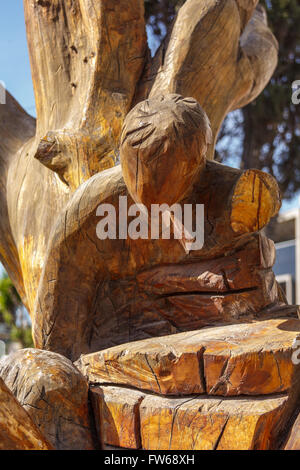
[
  {"left": 91, "top": 386, "right": 144, "bottom": 449},
  {"left": 284, "top": 413, "right": 300, "bottom": 450},
  {"left": 25, "top": 0, "right": 147, "bottom": 189},
  {"left": 0, "top": 1, "right": 281, "bottom": 363},
  {"left": 88, "top": 384, "right": 290, "bottom": 450},
  {"left": 140, "top": 393, "right": 288, "bottom": 450},
  {"left": 32, "top": 159, "right": 283, "bottom": 360},
  {"left": 0, "top": 91, "right": 35, "bottom": 304},
  {"left": 76, "top": 318, "right": 300, "bottom": 397},
  {"left": 0, "top": 1, "right": 294, "bottom": 451},
  {"left": 0, "top": 349, "right": 94, "bottom": 450},
  {"left": 0, "top": 376, "right": 52, "bottom": 450}
]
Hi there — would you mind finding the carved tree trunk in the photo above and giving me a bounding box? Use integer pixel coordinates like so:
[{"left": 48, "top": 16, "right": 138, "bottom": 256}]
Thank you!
[{"left": 0, "top": 0, "right": 280, "bottom": 361}]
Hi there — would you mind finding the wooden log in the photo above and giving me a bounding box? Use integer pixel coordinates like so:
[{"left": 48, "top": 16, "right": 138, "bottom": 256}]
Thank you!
[
  {"left": 90, "top": 386, "right": 145, "bottom": 449},
  {"left": 139, "top": 393, "right": 288, "bottom": 450},
  {"left": 76, "top": 318, "right": 300, "bottom": 397},
  {"left": 87, "top": 355, "right": 300, "bottom": 451},
  {"left": 203, "top": 319, "right": 299, "bottom": 396},
  {"left": 0, "top": 91, "right": 35, "bottom": 304},
  {"left": 0, "top": 349, "right": 94, "bottom": 450},
  {"left": 0, "top": 376, "right": 52, "bottom": 450},
  {"left": 230, "top": 168, "right": 281, "bottom": 233},
  {"left": 88, "top": 384, "right": 290, "bottom": 450},
  {"left": 77, "top": 335, "right": 205, "bottom": 396}
]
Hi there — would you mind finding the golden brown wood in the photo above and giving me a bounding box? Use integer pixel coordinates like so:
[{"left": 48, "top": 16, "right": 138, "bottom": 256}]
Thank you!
[
  {"left": 139, "top": 394, "right": 288, "bottom": 450},
  {"left": 91, "top": 386, "right": 144, "bottom": 449},
  {"left": 0, "top": 349, "right": 94, "bottom": 450},
  {"left": 25, "top": 0, "right": 147, "bottom": 189},
  {"left": 77, "top": 333, "right": 205, "bottom": 396},
  {"left": 2, "top": 0, "right": 146, "bottom": 316},
  {"left": 32, "top": 155, "right": 284, "bottom": 360},
  {"left": 88, "top": 384, "right": 289, "bottom": 450},
  {"left": 0, "top": 376, "right": 52, "bottom": 450},
  {"left": 0, "top": 92, "right": 35, "bottom": 304},
  {"left": 0, "top": 1, "right": 281, "bottom": 362},
  {"left": 31, "top": 158, "right": 284, "bottom": 361},
  {"left": 76, "top": 318, "right": 300, "bottom": 397},
  {"left": 203, "top": 318, "right": 300, "bottom": 396},
  {"left": 231, "top": 169, "right": 281, "bottom": 233},
  {"left": 0, "top": 1, "right": 296, "bottom": 451},
  {"left": 27, "top": 94, "right": 282, "bottom": 360}
]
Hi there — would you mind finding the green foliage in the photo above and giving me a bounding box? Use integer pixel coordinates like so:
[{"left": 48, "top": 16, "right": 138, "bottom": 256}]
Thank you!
[
  {"left": 0, "top": 274, "right": 33, "bottom": 348},
  {"left": 10, "top": 325, "right": 33, "bottom": 348}
]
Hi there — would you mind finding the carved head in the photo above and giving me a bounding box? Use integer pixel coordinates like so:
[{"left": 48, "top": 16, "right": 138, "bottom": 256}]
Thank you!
[{"left": 120, "top": 94, "right": 212, "bottom": 207}]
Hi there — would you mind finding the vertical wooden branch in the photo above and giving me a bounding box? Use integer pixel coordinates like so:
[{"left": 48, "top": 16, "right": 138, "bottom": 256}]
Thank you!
[
  {"left": 0, "top": 92, "right": 35, "bottom": 301},
  {"left": 24, "top": 0, "right": 148, "bottom": 188}
]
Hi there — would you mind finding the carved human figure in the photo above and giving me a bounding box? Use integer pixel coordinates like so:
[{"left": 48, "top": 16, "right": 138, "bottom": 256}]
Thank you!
[
  {"left": 1, "top": 0, "right": 300, "bottom": 452},
  {"left": 0, "top": 1, "right": 288, "bottom": 362},
  {"left": 32, "top": 93, "right": 287, "bottom": 360}
]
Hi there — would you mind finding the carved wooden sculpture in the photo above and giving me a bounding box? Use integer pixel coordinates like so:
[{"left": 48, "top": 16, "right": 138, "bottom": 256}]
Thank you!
[{"left": 1, "top": 0, "right": 300, "bottom": 450}]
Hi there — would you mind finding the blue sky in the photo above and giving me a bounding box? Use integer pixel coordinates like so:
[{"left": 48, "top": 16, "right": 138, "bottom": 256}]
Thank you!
[
  {"left": 0, "top": 1, "right": 35, "bottom": 115},
  {"left": 0, "top": 1, "right": 298, "bottom": 213}
]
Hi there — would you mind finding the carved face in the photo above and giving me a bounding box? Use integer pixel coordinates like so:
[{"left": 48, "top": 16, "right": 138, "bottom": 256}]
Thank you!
[{"left": 120, "top": 94, "right": 211, "bottom": 207}]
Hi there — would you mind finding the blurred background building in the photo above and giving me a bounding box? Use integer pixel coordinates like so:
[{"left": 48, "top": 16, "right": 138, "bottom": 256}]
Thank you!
[{"left": 266, "top": 207, "right": 300, "bottom": 305}]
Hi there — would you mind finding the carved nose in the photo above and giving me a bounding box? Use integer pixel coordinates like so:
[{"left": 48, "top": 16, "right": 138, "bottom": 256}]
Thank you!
[{"left": 120, "top": 94, "right": 212, "bottom": 208}]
